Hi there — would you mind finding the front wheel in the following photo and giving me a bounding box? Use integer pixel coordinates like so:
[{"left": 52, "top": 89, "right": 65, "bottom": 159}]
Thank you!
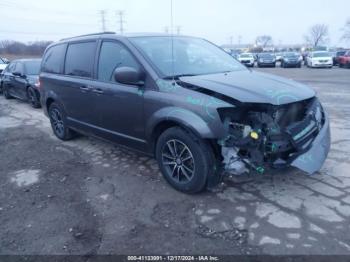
[
  {"left": 49, "top": 102, "right": 75, "bottom": 141},
  {"left": 156, "top": 127, "right": 215, "bottom": 194},
  {"left": 3, "top": 86, "right": 12, "bottom": 99}
]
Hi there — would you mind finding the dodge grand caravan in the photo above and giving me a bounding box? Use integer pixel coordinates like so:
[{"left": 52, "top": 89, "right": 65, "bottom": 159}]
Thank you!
[{"left": 40, "top": 33, "right": 331, "bottom": 193}]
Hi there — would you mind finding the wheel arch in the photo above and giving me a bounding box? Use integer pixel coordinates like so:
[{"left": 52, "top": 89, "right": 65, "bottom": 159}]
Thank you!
[{"left": 146, "top": 107, "right": 216, "bottom": 155}]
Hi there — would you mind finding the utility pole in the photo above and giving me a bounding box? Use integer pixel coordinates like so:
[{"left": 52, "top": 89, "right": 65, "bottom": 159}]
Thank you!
[
  {"left": 229, "top": 36, "right": 233, "bottom": 46},
  {"left": 99, "top": 10, "right": 106, "bottom": 32},
  {"left": 116, "top": 10, "right": 125, "bottom": 35},
  {"left": 238, "top": 35, "right": 242, "bottom": 46},
  {"left": 176, "top": 26, "right": 182, "bottom": 35}
]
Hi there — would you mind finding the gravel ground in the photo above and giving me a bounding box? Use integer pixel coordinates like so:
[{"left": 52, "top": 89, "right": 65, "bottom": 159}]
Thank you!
[{"left": 0, "top": 66, "right": 350, "bottom": 256}]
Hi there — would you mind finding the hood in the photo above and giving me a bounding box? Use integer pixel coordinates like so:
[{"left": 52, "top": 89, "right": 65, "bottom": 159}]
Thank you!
[{"left": 179, "top": 70, "right": 315, "bottom": 106}]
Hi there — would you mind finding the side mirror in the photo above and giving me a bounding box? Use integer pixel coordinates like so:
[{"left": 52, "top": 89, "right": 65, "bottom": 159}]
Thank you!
[{"left": 114, "top": 67, "right": 145, "bottom": 86}]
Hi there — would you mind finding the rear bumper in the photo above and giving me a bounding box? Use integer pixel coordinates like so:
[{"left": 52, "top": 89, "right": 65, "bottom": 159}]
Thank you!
[{"left": 291, "top": 112, "right": 331, "bottom": 174}]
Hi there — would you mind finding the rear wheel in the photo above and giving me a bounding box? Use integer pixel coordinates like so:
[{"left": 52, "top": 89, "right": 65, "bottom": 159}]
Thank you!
[
  {"left": 27, "top": 87, "right": 41, "bottom": 108},
  {"left": 156, "top": 127, "right": 215, "bottom": 194},
  {"left": 3, "top": 86, "right": 12, "bottom": 99},
  {"left": 339, "top": 63, "right": 343, "bottom": 68},
  {"left": 49, "top": 102, "right": 75, "bottom": 141}
]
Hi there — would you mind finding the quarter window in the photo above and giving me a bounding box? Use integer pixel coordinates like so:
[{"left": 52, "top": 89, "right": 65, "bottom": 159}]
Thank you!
[
  {"left": 42, "top": 44, "right": 66, "bottom": 74},
  {"left": 65, "top": 42, "right": 96, "bottom": 78},
  {"left": 98, "top": 41, "right": 139, "bottom": 82},
  {"left": 7, "top": 62, "right": 16, "bottom": 73}
]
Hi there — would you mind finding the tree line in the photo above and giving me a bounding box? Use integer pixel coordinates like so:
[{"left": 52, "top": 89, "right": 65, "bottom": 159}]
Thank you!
[
  {"left": 254, "top": 19, "right": 350, "bottom": 48},
  {"left": 0, "top": 40, "right": 52, "bottom": 56}
]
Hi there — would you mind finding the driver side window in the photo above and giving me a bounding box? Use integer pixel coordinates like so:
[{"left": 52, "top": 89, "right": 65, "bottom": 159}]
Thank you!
[{"left": 98, "top": 41, "right": 139, "bottom": 82}]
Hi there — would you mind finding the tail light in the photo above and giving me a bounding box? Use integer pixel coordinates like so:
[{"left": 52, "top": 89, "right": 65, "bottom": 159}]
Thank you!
[{"left": 35, "top": 78, "right": 41, "bottom": 89}]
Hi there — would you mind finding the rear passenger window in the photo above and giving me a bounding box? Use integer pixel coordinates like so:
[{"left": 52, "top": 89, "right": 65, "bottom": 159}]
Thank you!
[
  {"left": 65, "top": 42, "right": 96, "bottom": 78},
  {"left": 42, "top": 44, "right": 66, "bottom": 74},
  {"left": 98, "top": 41, "right": 139, "bottom": 82}
]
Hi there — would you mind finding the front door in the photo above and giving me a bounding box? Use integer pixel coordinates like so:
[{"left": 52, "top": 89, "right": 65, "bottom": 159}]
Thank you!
[{"left": 93, "top": 40, "right": 145, "bottom": 148}]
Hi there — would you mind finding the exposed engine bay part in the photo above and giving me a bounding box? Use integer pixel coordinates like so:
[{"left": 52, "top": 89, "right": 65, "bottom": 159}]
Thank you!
[
  {"left": 218, "top": 97, "right": 330, "bottom": 175},
  {"left": 221, "top": 147, "right": 248, "bottom": 175}
]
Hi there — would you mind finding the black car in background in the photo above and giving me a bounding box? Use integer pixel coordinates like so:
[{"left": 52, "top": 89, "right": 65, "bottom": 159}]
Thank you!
[
  {"left": 280, "top": 52, "right": 302, "bottom": 68},
  {"left": 257, "top": 53, "right": 276, "bottom": 67},
  {"left": 1, "top": 59, "right": 42, "bottom": 108},
  {"left": 333, "top": 50, "right": 348, "bottom": 66}
]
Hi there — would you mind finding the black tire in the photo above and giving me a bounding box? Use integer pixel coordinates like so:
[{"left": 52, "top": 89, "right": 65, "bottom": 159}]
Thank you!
[
  {"left": 27, "top": 87, "right": 41, "bottom": 108},
  {"left": 0, "top": 82, "right": 3, "bottom": 95},
  {"left": 156, "top": 127, "right": 215, "bottom": 194},
  {"left": 3, "top": 86, "right": 12, "bottom": 99},
  {"left": 48, "top": 102, "right": 75, "bottom": 141}
]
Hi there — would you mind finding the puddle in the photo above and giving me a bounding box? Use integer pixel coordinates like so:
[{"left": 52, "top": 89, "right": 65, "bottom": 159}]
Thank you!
[{"left": 10, "top": 169, "right": 40, "bottom": 187}]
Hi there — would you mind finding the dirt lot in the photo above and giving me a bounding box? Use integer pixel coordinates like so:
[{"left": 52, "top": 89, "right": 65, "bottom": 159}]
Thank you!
[{"left": 1, "top": 66, "right": 350, "bottom": 256}]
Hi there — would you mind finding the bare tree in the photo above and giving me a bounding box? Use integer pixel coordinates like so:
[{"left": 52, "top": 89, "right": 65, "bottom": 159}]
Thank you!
[
  {"left": 342, "top": 18, "right": 350, "bottom": 42},
  {"left": 304, "top": 24, "right": 329, "bottom": 47},
  {"left": 255, "top": 35, "right": 273, "bottom": 48},
  {"left": 0, "top": 40, "right": 52, "bottom": 56}
]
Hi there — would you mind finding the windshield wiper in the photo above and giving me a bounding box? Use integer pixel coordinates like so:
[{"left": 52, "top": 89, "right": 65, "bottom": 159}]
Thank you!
[{"left": 163, "top": 74, "right": 198, "bottom": 80}]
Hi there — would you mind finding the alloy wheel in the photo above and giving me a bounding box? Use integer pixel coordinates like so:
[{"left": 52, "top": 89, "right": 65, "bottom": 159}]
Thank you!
[
  {"left": 50, "top": 108, "right": 65, "bottom": 137},
  {"left": 161, "top": 139, "right": 195, "bottom": 184},
  {"left": 28, "top": 88, "right": 37, "bottom": 107}
]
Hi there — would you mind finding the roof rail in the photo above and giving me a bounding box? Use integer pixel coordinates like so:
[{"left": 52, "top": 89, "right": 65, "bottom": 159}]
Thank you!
[{"left": 60, "top": 32, "right": 116, "bottom": 41}]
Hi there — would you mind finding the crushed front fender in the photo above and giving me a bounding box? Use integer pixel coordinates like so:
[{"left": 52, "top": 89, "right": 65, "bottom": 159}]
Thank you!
[{"left": 291, "top": 112, "right": 331, "bottom": 174}]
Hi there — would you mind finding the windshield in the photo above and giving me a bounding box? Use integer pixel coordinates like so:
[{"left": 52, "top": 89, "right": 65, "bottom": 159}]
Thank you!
[
  {"left": 313, "top": 52, "right": 330, "bottom": 58},
  {"left": 130, "top": 36, "right": 246, "bottom": 77},
  {"left": 284, "top": 52, "right": 298, "bottom": 57},
  {"left": 240, "top": 54, "right": 252, "bottom": 58},
  {"left": 24, "top": 60, "right": 41, "bottom": 75},
  {"left": 0, "top": 57, "right": 5, "bottom": 64},
  {"left": 259, "top": 53, "right": 274, "bottom": 58}
]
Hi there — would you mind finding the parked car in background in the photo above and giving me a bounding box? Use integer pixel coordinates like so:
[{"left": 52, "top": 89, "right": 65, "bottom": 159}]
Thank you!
[
  {"left": 1, "top": 59, "right": 42, "bottom": 108},
  {"left": 280, "top": 52, "right": 302, "bottom": 68},
  {"left": 306, "top": 51, "right": 333, "bottom": 68},
  {"left": 257, "top": 53, "right": 276, "bottom": 67},
  {"left": 333, "top": 50, "right": 347, "bottom": 65},
  {"left": 237, "top": 53, "right": 255, "bottom": 67},
  {"left": 39, "top": 33, "right": 330, "bottom": 193},
  {"left": 339, "top": 50, "right": 350, "bottom": 68},
  {"left": 275, "top": 52, "right": 283, "bottom": 62},
  {"left": 0, "top": 57, "right": 8, "bottom": 74}
]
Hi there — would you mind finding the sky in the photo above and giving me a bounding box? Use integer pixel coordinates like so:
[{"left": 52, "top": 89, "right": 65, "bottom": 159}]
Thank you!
[{"left": 0, "top": 0, "right": 349, "bottom": 47}]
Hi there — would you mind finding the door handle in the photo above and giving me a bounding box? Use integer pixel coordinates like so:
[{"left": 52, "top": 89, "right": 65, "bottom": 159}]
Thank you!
[
  {"left": 80, "top": 86, "right": 91, "bottom": 91},
  {"left": 92, "top": 88, "right": 104, "bottom": 94}
]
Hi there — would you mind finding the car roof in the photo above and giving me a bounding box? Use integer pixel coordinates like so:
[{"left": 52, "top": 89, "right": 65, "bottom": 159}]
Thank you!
[
  {"left": 58, "top": 32, "right": 196, "bottom": 43},
  {"left": 11, "top": 58, "right": 42, "bottom": 63}
]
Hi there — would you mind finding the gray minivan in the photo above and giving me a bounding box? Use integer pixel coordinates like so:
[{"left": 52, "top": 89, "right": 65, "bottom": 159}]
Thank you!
[{"left": 40, "top": 32, "right": 330, "bottom": 193}]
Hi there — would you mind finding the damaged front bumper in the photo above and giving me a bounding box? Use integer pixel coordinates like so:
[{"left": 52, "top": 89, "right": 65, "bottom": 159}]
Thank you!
[
  {"left": 290, "top": 111, "right": 330, "bottom": 174},
  {"left": 219, "top": 98, "right": 331, "bottom": 175}
]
